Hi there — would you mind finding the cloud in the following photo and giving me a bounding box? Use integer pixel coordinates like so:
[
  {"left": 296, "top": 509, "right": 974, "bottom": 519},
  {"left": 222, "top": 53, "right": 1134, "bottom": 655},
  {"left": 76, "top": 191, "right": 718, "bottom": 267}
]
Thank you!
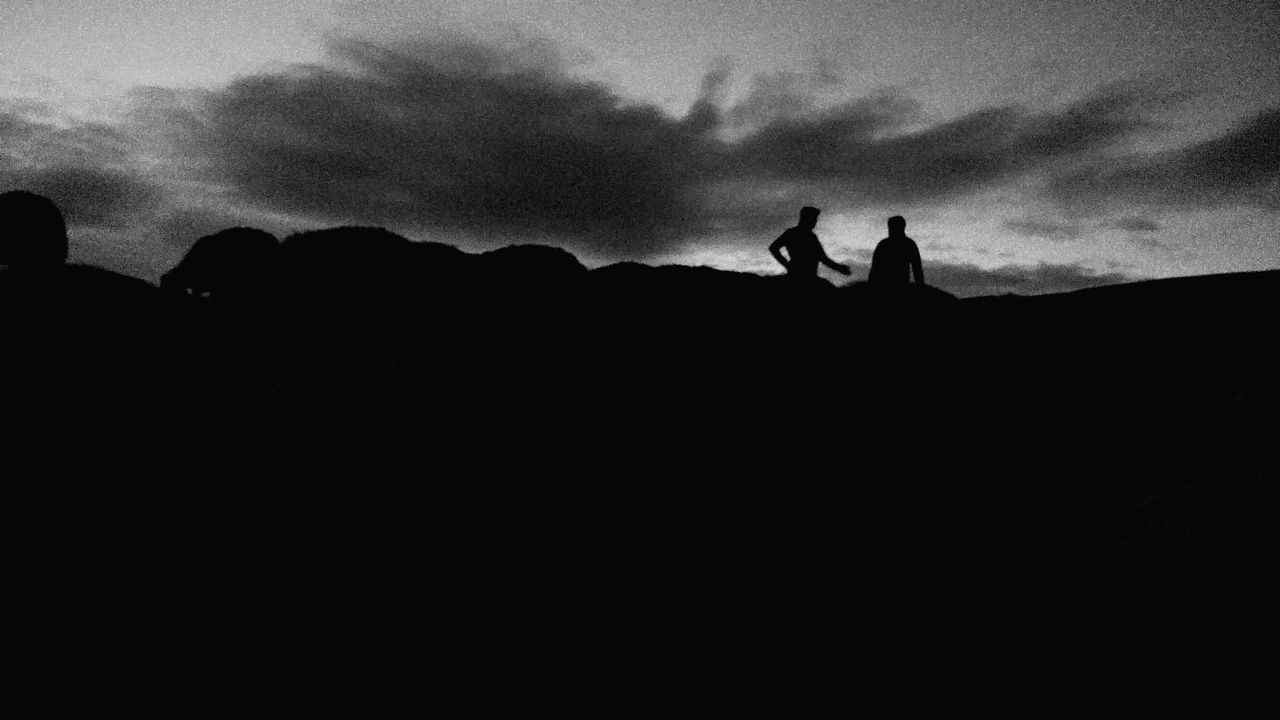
[
  {"left": 1106, "top": 215, "right": 1171, "bottom": 249},
  {"left": 0, "top": 109, "right": 159, "bottom": 228},
  {"left": 682, "top": 56, "right": 733, "bottom": 136},
  {"left": 721, "top": 86, "right": 1156, "bottom": 210},
  {"left": 163, "top": 35, "right": 718, "bottom": 257},
  {"left": 1003, "top": 216, "right": 1084, "bottom": 241},
  {"left": 7, "top": 33, "right": 1271, "bottom": 280},
  {"left": 0, "top": 70, "right": 1147, "bottom": 298},
  {"left": 16, "top": 165, "right": 157, "bottom": 226},
  {"left": 1045, "top": 107, "right": 1280, "bottom": 212},
  {"left": 146, "top": 35, "right": 1179, "bottom": 259},
  {"left": 0, "top": 101, "right": 221, "bottom": 278},
  {"left": 0, "top": 112, "right": 40, "bottom": 143},
  {"left": 724, "top": 59, "right": 853, "bottom": 132},
  {"left": 1111, "top": 216, "right": 1161, "bottom": 233},
  {"left": 143, "top": 205, "right": 273, "bottom": 248}
]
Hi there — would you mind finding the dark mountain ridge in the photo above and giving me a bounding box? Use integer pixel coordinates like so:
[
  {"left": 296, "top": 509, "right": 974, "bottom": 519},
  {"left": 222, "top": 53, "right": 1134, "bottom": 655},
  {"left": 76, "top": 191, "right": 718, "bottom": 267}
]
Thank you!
[{"left": 4, "top": 226, "right": 1276, "bottom": 638}]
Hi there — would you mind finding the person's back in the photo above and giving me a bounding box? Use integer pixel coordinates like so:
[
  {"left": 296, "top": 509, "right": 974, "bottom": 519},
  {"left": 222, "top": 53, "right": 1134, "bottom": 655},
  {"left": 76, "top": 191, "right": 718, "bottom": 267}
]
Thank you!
[{"left": 868, "top": 216, "right": 923, "bottom": 285}]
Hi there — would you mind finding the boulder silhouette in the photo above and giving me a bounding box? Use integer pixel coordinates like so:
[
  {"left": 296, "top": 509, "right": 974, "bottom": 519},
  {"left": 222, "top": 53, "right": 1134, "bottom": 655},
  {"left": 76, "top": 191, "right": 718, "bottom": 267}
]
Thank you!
[
  {"left": 0, "top": 190, "right": 68, "bottom": 271},
  {"left": 276, "top": 226, "right": 412, "bottom": 277},
  {"left": 469, "top": 244, "right": 590, "bottom": 381},
  {"left": 161, "top": 227, "right": 279, "bottom": 299},
  {"left": 473, "top": 244, "right": 587, "bottom": 323},
  {"left": 1, "top": 192, "right": 172, "bottom": 445},
  {"left": 272, "top": 226, "right": 428, "bottom": 315},
  {"left": 479, "top": 244, "right": 586, "bottom": 285}
]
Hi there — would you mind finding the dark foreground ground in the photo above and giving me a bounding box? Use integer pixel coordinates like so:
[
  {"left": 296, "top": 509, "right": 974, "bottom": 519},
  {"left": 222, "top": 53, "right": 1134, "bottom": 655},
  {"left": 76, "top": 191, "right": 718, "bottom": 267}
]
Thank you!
[{"left": 5, "top": 243, "right": 1277, "bottom": 686}]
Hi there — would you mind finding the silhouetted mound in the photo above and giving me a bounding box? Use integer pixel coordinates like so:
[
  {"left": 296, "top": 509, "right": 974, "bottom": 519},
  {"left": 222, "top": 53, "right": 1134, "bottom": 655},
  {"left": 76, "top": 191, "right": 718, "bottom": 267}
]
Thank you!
[
  {"left": 275, "top": 226, "right": 413, "bottom": 292},
  {"left": 471, "top": 244, "right": 587, "bottom": 321},
  {"left": 279, "top": 225, "right": 411, "bottom": 263},
  {"left": 480, "top": 244, "right": 586, "bottom": 282},
  {"left": 161, "top": 227, "right": 279, "bottom": 299},
  {"left": 265, "top": 227, "right": 418, "bottom": 363},
  {"left": 0, "top": 190, "right": 68, "bottom": 270}
]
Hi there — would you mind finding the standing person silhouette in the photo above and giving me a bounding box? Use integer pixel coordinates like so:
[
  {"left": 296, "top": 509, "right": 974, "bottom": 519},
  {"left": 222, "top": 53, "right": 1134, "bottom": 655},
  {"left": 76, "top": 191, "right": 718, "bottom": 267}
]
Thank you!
[
  {"left": 868, "top": 216, "right": 924, "bottom": 285},
  {"left": 769, "top": 206, "right": 851, "bottom": 280}
]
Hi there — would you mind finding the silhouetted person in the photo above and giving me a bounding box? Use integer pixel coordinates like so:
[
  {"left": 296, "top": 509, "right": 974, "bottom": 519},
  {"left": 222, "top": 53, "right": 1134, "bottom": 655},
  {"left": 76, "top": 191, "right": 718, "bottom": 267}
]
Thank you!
[
  {"left": 868, "top": 216, "right": 923, "bottom": 285},
  {"left": 0, "top": 190, "right": 69, "bottom": 274},
  {"left": 770, "top": 206, "right": 851, "bottom": 279}
]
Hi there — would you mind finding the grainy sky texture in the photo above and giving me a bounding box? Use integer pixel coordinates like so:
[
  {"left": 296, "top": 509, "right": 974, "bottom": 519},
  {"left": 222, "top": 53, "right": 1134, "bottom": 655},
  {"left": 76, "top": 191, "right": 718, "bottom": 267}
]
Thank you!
[{"left": 2, "top": 0, "right": 1277, "bottom": 295}]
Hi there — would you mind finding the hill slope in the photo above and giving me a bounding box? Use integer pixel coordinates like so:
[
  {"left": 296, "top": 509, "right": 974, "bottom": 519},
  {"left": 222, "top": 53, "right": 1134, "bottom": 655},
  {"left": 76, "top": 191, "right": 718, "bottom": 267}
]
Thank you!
[{"left": 4, "top": 237, "right": 1276, "bottom": 641}]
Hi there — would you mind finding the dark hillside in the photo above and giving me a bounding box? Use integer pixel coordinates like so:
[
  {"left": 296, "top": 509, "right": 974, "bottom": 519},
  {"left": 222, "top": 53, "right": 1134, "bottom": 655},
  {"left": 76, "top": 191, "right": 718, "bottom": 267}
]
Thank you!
[{"left": 5, "top": 231, "right": 1276, "bottom": 657}]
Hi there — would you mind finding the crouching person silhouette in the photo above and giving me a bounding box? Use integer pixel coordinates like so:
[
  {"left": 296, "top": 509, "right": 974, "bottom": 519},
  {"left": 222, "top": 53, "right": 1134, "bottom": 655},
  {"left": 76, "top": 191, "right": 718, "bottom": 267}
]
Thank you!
[
  {"left": 868, "top": 215, "right": 923, "bottom": 285},
  {"left": 770, "top": 206, "right": 852, "bottom": 282}
]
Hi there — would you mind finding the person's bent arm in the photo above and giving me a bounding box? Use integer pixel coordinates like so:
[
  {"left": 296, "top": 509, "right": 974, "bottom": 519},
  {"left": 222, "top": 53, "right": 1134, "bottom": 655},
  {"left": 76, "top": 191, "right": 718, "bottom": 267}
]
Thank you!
[
  {"left": 769, "top": 235, "right": 790, "bottom": 272},
  {"left": 818, "top": 244, "right": 852, "bottom": 276}
]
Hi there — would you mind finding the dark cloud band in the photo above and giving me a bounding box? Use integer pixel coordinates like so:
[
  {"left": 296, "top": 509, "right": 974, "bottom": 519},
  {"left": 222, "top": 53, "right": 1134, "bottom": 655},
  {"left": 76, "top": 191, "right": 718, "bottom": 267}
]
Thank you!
[
  {"left": 151, "top": 35, "right": 1246, "bottom": 258},
  {"left": 1045, "top": 108, "right": 1280, "bottom": 211},
  {"left": 3, "top": 34, "right": 1276, "bottom": 277}
]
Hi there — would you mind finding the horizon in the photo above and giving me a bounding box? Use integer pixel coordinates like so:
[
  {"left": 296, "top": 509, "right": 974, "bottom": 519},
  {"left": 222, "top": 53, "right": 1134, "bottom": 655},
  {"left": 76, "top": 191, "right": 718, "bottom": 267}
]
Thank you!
[
  {"left": 2, "top": 0, "right": 1277, "bottom": 296},
  {"left": 33, "top": 223, "right": 1280, "bottom": 300}
]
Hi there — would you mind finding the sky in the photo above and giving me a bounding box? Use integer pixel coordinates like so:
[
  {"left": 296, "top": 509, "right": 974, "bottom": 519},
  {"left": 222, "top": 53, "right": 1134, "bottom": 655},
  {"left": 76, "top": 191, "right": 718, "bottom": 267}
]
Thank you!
[{"left": 2, "top": 0, "right": 1277, "bottom": 296}]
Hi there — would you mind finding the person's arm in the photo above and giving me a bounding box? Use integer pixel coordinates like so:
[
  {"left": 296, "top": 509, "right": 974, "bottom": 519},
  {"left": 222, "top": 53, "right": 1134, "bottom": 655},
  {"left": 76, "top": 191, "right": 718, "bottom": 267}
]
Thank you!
[
  {"left": 910, "top": 240, "right": 924, "bottom": 285},
  {"left": 769, "top": 234, "right": 790, "bottom": 272},
  {"left": 817, "top": 242, "right": 852, "bottom": 276}
]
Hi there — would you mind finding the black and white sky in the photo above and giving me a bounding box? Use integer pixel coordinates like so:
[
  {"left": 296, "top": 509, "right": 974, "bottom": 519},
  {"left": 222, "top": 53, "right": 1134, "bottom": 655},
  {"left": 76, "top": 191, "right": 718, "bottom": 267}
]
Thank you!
[{"left": 2, "top": 0, "right": 1277, "bottom": 295}]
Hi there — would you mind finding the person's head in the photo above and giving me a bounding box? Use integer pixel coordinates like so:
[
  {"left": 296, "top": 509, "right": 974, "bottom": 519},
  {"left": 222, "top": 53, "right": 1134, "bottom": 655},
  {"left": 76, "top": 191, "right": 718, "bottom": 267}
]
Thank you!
[
  {"left": 799, "top": 206, "right": 820, "bottom": 229},
  {"left": 887, "top": 215, "right": 906, "bottom": 236},
  {"left": 0, "top": 190, "right": 68, "bottom": 271}
]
